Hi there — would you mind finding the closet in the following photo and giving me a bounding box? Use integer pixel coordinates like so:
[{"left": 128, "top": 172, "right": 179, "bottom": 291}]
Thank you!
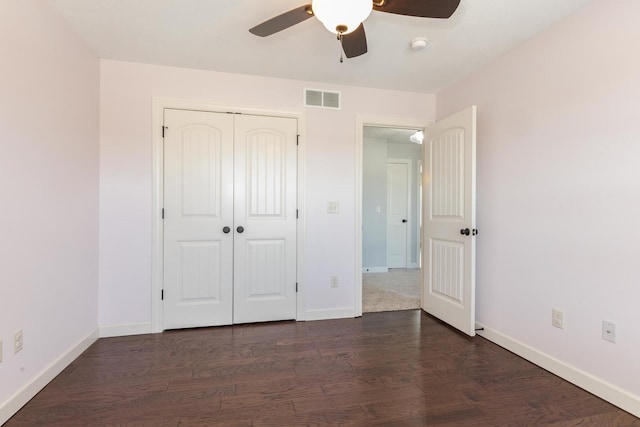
[{"left": 162, "top": 109, "right": 297, "bottom": 329}]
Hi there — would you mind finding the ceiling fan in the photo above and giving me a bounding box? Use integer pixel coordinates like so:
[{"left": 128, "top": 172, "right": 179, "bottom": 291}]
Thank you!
[{"left": 249, "top": 0, "right": 461, "bottom": 60}]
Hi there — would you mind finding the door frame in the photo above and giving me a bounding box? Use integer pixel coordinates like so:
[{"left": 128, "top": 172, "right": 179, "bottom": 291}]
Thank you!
[
  {"left": 415, "top": 160, "right": 423, "bottom": 269},
  {"left": 355, "top": 116, "right": 429, "bottom": 317},
  {"left": 151, "top": 98, "right": 307, "bottom": 333}
]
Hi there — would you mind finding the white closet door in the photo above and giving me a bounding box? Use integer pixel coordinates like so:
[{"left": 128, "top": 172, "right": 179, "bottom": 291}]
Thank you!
[
  {"left": 163, "top": 109, "right": 234, "bottom": 329},
  {"left": 232, "top": 114, "right": 298, "bottom": 324}
]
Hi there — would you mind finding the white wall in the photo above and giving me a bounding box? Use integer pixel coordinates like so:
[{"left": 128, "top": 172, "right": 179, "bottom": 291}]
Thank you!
[
  {"left": 437, "top": 0, "right": 640, "bottom": 405},
  {"left": 0, "top": 0, "right": 99, "bottom": 421},
  {"left": 99, "top": 60, "right": 436, "bottom": 326},
  {"left": 362, "top": 139, "right": 422, "bottom": 269},
  {"left": 362, "top": 137, "right": 388, "bottom": 269}
]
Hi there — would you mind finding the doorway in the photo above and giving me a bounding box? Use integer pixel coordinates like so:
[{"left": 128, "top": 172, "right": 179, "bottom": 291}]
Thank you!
[{"left": 361, "top": 125, "right": 424, "bottom": 313}]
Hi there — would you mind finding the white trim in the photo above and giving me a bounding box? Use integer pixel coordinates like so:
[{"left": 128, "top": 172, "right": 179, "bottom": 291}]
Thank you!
[
  {"left": 416, "top": 159, "right": 423, "bottom": 269},
  {"left": 362, "top": 267, "right": 389, "bottom": 273},
  {"left": 151, "top": 97, "right": 307, "bottom": 332},
  {"left": 355, "top": 116, "right": 429, "bottom": 317},
  {"left": 476, "top": 323, "right": 640, "bottom": 418},
  {"left": 0, "top": 328, "right": 99, "bottom": 425},
  {"left": 99, "top": 322, "right": 152, "bottom": 338},
  {"left": 305, "top": 307, "right": 355, "bottom": 321},
  {"left": 296, "top": 126, "right": 307, "bottom": 321}
]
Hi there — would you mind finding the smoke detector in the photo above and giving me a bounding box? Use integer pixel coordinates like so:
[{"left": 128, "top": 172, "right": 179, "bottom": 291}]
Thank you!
[{"left": 410, "top": 38, "right": 428, "bottom": 51}]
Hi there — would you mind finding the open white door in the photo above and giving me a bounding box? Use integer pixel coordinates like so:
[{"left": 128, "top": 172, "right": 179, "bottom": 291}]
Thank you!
[{"left": 422, "top": 106, "right": 477, "bottom": 336}]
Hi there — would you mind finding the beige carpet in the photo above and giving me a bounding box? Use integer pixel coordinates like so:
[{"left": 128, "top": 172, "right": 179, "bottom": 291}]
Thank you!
[{"left": 363, "top": 268, "right": 421, "bottom": 313}]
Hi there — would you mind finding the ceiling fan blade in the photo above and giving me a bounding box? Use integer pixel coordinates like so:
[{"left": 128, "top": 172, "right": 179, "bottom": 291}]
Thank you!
[
  {"left": 342, "top": 24, "right": 368, "bottom": 58},
  {"left": 249, "top": 4, "right": 314, "bottom": 37},
  {"left": 374, "top": 0, "right": 461, "bottom": 19}
]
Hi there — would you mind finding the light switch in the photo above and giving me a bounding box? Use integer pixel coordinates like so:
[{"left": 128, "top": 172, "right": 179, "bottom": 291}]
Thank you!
[
  {"left": 376, "top": 206, "right": 381, "bottom": 213},
  {"left": 327, "top": 202, "right": 340, "bottom": 214}
]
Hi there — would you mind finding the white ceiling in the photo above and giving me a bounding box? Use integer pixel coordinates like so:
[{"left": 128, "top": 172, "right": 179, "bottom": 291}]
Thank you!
[{"left": 48, "top": 0, "right": 592, "bottom": 93}]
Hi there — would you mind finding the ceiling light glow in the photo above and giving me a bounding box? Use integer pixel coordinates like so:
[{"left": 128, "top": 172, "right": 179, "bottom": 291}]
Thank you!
[
  {"left": 312, "top": 0, "right": 372, "bottom": 35},
  {"left": 410, "top": 130, "right": 424, "bottom": 144}
]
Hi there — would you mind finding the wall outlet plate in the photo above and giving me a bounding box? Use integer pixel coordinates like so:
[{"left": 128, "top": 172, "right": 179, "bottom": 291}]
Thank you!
[
  {"left": 602, "top": 321, "right": 616, "bottom": 343},
  {"left": 330, "top": 276, "right": 339, "bottom": 288},
  {"left": 552, "top": 309, "right": 564, "bottom": 329}
]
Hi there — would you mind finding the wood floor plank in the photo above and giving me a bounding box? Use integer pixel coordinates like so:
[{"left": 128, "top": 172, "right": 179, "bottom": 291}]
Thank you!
[
  {"left": 5, "top": 310, "right": 638, "bottom": 426},
  {"left": 361, "top": 396, "right": 490, "bottom": 425}
]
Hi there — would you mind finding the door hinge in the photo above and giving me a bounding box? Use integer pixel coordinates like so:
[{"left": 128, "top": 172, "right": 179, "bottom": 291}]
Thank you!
[
  {"left": 162, "top": 126, "right": 167, "bottom": 138},
  {"left": 295, "top": 283, "right": 298, "bottom": 292},
  {"left": 161, "top": 289, "right": 164, "bottom": 300},
  {"left": 296, "top": 135, "right": 300, "bottom": 146},
  {"left": 296, "top": 209, "right": 299, "bottom": 219},
  {"left": 162, "top": 208, "right": 165, "bottom": 219}
]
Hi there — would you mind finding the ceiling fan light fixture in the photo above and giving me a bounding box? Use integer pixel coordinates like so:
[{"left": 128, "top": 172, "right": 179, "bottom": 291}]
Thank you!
[
  {"left": 312, "top": 0, "right": 372, "bottom": 35},
  {"left": 410, "top": 130, "right": 424, "bottom": 144}
]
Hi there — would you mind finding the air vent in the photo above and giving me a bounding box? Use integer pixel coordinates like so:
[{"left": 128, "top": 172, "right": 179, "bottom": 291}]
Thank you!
[{"left": 304, "top": 89, "right": 341, "bottom": 109}]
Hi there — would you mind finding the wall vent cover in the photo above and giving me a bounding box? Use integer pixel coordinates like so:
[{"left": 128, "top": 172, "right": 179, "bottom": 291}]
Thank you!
[{"left": 304, "top": 89, "right": 341, "bottom": 109}]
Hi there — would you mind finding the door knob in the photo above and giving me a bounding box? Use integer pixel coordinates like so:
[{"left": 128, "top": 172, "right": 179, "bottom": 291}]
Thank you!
[
  {"left": 460, "top": 228, "right": 470, "bottom": 236},
  {"left": 236, "top": 226, "right": 244, "bottom": 233},
  {"left": 222, "top": 226, "right": 231, "bottom": 234},
  {"left": 402, "top": 219, "right": 407, "bottom": 223}
]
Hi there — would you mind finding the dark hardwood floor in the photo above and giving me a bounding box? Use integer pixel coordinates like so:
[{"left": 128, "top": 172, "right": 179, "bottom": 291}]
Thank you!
[{"left": 6, "top": 310, "right": 639, "bottom": 426}]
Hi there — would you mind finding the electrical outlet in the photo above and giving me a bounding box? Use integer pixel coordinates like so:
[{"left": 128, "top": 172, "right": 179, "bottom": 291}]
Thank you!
[
  {"left": 552, "top": 309, "right": 564, "bottom": 329},
  {"left": 602, "top": 321, "right": 616, "bottom": 343},
  {"left": 330, "top": 276, "right": 339, "bottom": 288},
  {"left": 14, "top": 330, "right": 23, "bottom": 354}
]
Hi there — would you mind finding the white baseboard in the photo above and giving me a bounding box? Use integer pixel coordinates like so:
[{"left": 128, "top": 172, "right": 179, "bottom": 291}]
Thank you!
[
  {"left": 99, "top": 322, "right": 152, "bottom": 338},
  {"left": 362, "top": 267, "right": 388, "bottom": 273},
  {"left": 305, "top": 307, "right": 355, "bottom": 321},
  {"left": 0, "top": 328, "right": 99, "bottom": 425},
  {"left": 476, "top": 322, "right": 640, "bottom": 418}
]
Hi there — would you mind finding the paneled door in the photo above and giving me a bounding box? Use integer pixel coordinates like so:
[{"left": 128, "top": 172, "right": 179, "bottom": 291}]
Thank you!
[
  {"left": 422, "top": 106, "right": 477, "bottom": 336},
  {"left": 163, "top": 109, "right": 234, "bottom": 329},
  {"left": 163, "top": 109, "right": 297, "bottom": 329},
  {"left": 233, "top": 115, "right": 298, "bottom": 323}
]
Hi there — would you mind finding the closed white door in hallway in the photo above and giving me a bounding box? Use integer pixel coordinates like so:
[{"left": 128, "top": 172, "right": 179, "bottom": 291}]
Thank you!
[{"left": 387, "top": 160, "right": 410, "bottom": 268}]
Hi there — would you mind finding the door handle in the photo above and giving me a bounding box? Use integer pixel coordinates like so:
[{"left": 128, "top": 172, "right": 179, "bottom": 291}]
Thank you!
[
  {"left": 236, "top": 226, "right": 245, "bottom": 233},
  {"left": 222, "top": 226, "right": 231, "bottom": 234},
  {"left": 460, "top": 228, "right": 470, "bottom": 236},
  {"left": 472, "top": 229, "right": 478, "bottom": 236},
  {"left": 402, "top": 219, "right": 407, "bottom": 223}
]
